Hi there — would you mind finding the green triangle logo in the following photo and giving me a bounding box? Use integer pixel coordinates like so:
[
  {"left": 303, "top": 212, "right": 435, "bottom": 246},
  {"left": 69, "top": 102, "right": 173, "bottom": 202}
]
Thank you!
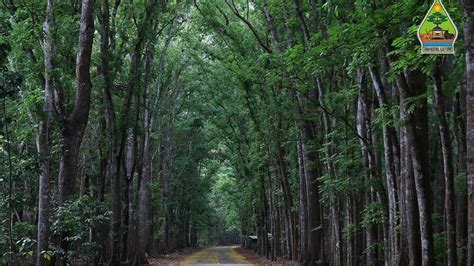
[{"left": 417, "top": 0, "right": 458, "bottom": 54}]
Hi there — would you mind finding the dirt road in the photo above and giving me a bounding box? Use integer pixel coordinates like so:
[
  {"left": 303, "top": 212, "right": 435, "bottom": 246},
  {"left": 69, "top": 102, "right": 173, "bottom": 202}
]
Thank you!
[{"left": 181, "top": 246, "right": 251, "bottom": 265}]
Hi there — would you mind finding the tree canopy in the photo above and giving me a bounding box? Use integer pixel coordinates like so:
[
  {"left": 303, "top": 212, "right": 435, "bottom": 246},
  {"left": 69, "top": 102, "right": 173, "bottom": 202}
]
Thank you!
[{"left": 0, "top": 0, "right": 474, "bottom": 265}]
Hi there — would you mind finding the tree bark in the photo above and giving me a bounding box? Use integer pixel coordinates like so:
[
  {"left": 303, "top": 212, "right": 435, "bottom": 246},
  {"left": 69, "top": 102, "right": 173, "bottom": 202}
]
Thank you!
[
  {"left": 124, "top": 2, "right": 159, "bottom": 261},
  {"left": 98, "top": 0, "right": 121, "bottom": 262},
  {"left": 297, "top": 139, "right": 308, "bottom": 263},
  {"left": 455, "top": 81, "right": 468, "bottom": 265},
  {"left": 276, "top": 141, "right": 297, "bottom": 260},
  {"left": 368, "top": 66, "right": 400, "bottom": 264},
  {"left": 433, "top": 61, "right": 457, "bottom": 266},
  {"left": 400, "top": 99, "right": 421, "bottom": 266},
  {"left": 138, "top": 47, "right": 154, "bottom": 263},
  {"left": 58, "top": 0, "right": 95, "bottom": 203},
  {"left": 465, "top": 1, "right": 474, "bottom": 264},
  {"left": 356, "top": 69, "right": 378, "bottom": 265},
  {"left": 260, "top": 1, "right": 322, "bottom": 262},
  {"left": 316, "top": 78, "right": 341, "bottom": 266},
  {"left": 36, "top": 91, "right": 51, "bottom": 266},
  {"left": 36, "top": 1, "right": 55, "bottom": 264},
  {"left": 396, "top": 70, "right": 434, "bottom": 266}
]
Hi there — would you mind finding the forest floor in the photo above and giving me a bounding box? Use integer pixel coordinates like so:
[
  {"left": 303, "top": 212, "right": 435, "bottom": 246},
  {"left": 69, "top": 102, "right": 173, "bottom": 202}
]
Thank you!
[{"left": 148, "top": 246, "right": 297, "bottom": 265}]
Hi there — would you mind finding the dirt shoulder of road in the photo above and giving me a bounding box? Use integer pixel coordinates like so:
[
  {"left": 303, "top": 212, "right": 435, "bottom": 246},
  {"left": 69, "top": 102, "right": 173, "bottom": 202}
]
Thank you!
[
  {"left": 147, "top": 246, "right": 298, "bottom": 265},
  {"left": 147, "top": 248, "right": 202, "bottom": 265},
  {"left": 234, "top": 247, "right": 299, "bottom": 265}
]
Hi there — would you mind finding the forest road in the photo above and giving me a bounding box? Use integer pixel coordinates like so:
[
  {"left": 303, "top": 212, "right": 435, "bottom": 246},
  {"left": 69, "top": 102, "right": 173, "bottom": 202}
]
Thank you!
[{"left": 181, "top": 246, "right": 251, "bottom": 265}]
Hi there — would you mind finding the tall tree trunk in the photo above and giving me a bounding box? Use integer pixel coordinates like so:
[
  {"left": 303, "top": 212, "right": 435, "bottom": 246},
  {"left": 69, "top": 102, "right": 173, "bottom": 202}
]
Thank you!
[
  {"left": 368, "top": 66, "right": 400, "bottom": 265},
  {"left": 160, "top": 76, "right": 179, "bottom": 253},
  {"left": 397, "top": 70, "right": 435, "bottom": 265},
  {"left": 36, "top": 1, "right": 55, "bottom": 264},
  {"left": 400, "top": 102, "right": 421, "bottom": 266},
  {"left": 284, "top": 91, "right": 317, "bottom": 263},
  {"left": 297, "top": 139, "right": 308, "bottom": 263},
  {"left": 316, "top": 78, "right": 341, "bottom": 266},
  {"left": 264, "top": 2, "right": 324, "bottom": 257},
  {"left": 162, "top": 116, "right": 173, "bottom": 251},
  {"left": 36, "top": 121, "right": 50, "bottom": 266},
  {"left": 465, "top": 1, "right": 474, "bottom": 264},
  {"left": 98, "top": 0, "right": 121, "bottom": 262},
  {"left": 138, "top": 47, "right": 154, "bottom": 263},
  {"left": 455, "top": 81, "right": 468, "bottom": 265},
  {"left": 275, "top": 117, "right": 296, "bottom": 260},
  {"left": 260, "top": 168, "right": 270, "bottom": 259},
  {"left": 58, "top": 0, "right": 95, "bottom": 203},
  {"left": 124, "top": 1, "right": 159, "bottom": 260},
  {"left": 301, "top": 134, "right": 322, "bottom": 265},
  {"left": 356, "top": 69, "right": 377, "bottom": 265},
  {"left": 433, "top": 62, "right": 458, "bottom": 266}
]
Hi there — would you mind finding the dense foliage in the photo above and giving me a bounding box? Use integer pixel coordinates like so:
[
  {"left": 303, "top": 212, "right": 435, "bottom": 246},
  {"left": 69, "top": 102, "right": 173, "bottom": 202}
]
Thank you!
[{"left": 1, "top": 0, "right": 474, "bottom": 265}]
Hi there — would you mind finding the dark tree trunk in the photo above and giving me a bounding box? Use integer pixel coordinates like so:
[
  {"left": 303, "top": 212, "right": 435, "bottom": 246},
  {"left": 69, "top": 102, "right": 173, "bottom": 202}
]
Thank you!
[
  {"left": 138, "top": 48, "right": 154, "bottom": 262},
  {"left": 125, "top": 1, "right": 159, "bottom": 261},
  {"left": 455, "top": 81, "right": 468, "bottom": 265},
  {"left": 316, "top": 78, "right": 342, "bottom": 266},
  {"left": 58, "top": 0, "right": 95, "bottom": 203},
  {"left": 356, "top": 69, "right": 377, "bottom": 265},
  {"left": 368, "top": 66, "right": 400, "bottom": 264},
  {"left": 36, "top": 1, "right": 55, "bottom": 264},
  {"left": 400, "top": 102, "right": 421, "bottom": 266},
  {"left": 98, "top": 0, "right": 121, "bottom": 262},
  {"left": 297, "top": 139, "right": 308, "bottom": 262},
  {"left": 301, "top": 134, "right": 322, "bottom": 265},
  {"left": 433, "top": 62, "right": 457, "bottom": 266},
  {"left": 465, "top": 1, "right": 474, "bottom": 264},
  {"left": 36, "top": 107, "right": 51, "bottom": 266},
  {"left": 275, "top": 131, "right": 296, "bottom": 260},
  {"left": 397, "top": 70, "right": 435, "bottom": 266}
]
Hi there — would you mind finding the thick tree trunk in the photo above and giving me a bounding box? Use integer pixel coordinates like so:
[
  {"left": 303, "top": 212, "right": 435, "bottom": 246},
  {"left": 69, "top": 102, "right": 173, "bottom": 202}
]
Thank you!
[
  {"left": 98, "top": 0, "right": 121, "bottom": 262},
  {"left": 455, "top": 82, "right": 468, "bottom": 265},
  {"left": 267, "top": 165, "right": 277, "bottom": 260},
  {"left": 356, "top": 69, "right": 378, "bottom": 265},
  {"left": 259, "top": 171, "right": 269, "bottom": 258},
  {"left": 297, "top": 139, "right": 308, "bottom": 262},
  {"left": 159, "top": 73, "right": 181, "bottom": 252},
  {"left": 316, "top": 78, "right": 341, "bottom": 266},
  {"left": 433, "top": 62, "right": 458, "bottom": 266},
  {"left": 161, "top": 93, "right": 175, "bottom": 252},
  {"left": 58, "top": 0, "right": 95, "bottom": 203},
  {"left": 138, "top": 49, "right": 154, "bottom": 262},
  {"left": 124, "top": 1, "right": 160, "bottom": 260},
  {"left": 368, "top": 66, "right": 400, "bottom": 264},
  {"left": 36, "top": 1, "right": 55, "bottom": 264},
  {"left": 397, "top": 70, "right": 435, "bottom": 265},
  {"left": 289, "top": 91, "right": 323, "bottom": 265},
  {"left": 36, "top": 122, "right": 50, "bottom": 266},
  {"left": 285, "top": 55, "right": 323, "bottom": 266},
  {"left": 346, "top": 193, "right": 355, "bottom": 266},
  {"left": 465, "top": 1, "right": 474, "bottom": 264},
  {"left": 400, "top": 104, "right": 421, "bottom": 266},
  {"left": 138, "top": 140, "right": 151, "bottom": 260},
  {"left": 301, "top": 135, "right": 322, "bottom": 265},
  {"left": 275, "top": 130, "right": 296, "bottom": 260}
]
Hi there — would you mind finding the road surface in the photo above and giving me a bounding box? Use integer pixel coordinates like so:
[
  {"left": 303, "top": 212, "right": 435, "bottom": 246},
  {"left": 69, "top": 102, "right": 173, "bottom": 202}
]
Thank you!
[{"left": 181, "top": 246, "right": 251, "bottom": 265}]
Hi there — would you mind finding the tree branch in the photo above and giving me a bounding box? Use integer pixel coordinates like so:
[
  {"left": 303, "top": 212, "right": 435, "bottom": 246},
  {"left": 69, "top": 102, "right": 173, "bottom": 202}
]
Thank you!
[{"left": 225, "top": 0, "right": 272, "bottom": 53}]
